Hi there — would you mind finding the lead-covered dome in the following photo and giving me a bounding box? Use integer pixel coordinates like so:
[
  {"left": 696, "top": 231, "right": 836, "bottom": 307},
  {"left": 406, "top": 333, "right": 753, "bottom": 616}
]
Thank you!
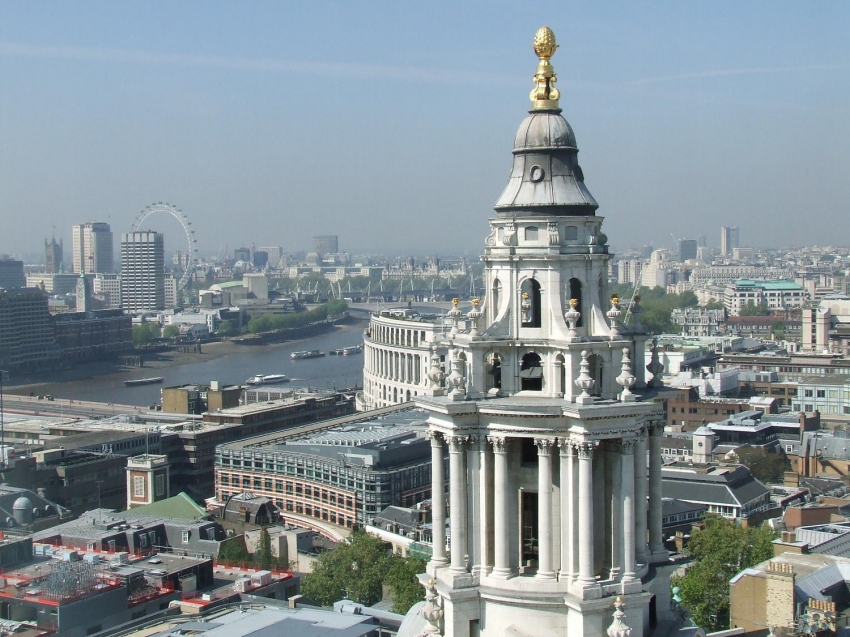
[
  {"left": 514, "top": 111, "right": 577, "bottom": 150},
  {"left": 495, "top": 110, "right": 598, "bottom": 216}
]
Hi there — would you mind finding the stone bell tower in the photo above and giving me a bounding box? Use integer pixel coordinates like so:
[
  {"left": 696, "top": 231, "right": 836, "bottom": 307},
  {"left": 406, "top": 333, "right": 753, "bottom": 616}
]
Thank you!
[{"left": 401, "top": 26, "right": 670, "bottom": 637}]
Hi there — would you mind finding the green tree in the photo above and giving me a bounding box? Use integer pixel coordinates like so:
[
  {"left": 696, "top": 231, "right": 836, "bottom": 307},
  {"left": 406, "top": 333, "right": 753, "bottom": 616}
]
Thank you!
[
  {"left": 162, "top": 325, "right": 180, "bottom": 339},
  {"left": 703, "top": 299, "right": 725, "bottom": 310},
  {"left": 218, "top": 537, "right": 250, "bottom": 562},
  {"left": 385, "top": 555, "right": 426, "bottom": 614},
  {"left": 301, "top": 530, "right": 391, "bottom": 606},
  {"left": 255, "top": 526, "right": 274, "bottom": 566},
  {"left": 672, "top": 516, "right": 775, "bottom": 631},
  {"left": 132, "top": 323, "right": 160, "bottom": 347},
  {"left": 217, "top": 320, "right": 237, "bottom": 337},
  {"left": 732, "top": 447, "right": 787, "bottom": 484},
  {"left": 739, "top": 300, "right": 771, "bottom": 316}
]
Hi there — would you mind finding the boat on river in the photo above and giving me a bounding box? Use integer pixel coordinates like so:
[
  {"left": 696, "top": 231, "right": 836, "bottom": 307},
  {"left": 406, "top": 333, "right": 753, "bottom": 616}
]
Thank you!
[
  {"left": 290, "top": 350, "right": 325, "bottom": 360},
  {"left": 342, "top": 345, "right": 363, "bottom": 356},
  {"left": 124, "top": 377, "right": 164, "bottom": 387},
  {"left": 245, "top": 374, "right": 290, "bottom": 386}
]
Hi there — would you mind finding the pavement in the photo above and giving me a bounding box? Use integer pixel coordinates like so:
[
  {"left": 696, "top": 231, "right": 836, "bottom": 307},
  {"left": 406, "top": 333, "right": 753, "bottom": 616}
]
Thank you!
[{"left": 0, "top": 393, "right": 143, "bottom": 418}]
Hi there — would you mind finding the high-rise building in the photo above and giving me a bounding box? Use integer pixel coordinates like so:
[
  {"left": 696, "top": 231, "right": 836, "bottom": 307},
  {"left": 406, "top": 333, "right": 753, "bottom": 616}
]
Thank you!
[
  {"left": 92, "top": 273, "right": 121, "bottom": 309},
  {"left": 697, "top": 233, "right": 707, "bottom": 248},
  {"left": 364, "top": 28, "right": 667, "bottom": 637},
  {"left": 45, "top": 237, "right": 64, "bottom": 273},
  {"left": 720, "top": 226, "right": 740, "bottom": 256},
  {"left": 0, "top": 259, "right": 25, "bottom": 289},
  {"left": 677, "top": 238, "right": 698, "bottom": 262},
  {"left": 233, "top": 247, "right": 251, "bottom": 263},
  {"left": 120, "top": 231, "right": 165, "bottom": 311},
  {"left": 312, "top": 235, "right": 338, "bottom": 255},
  {"left": 258, "top": 245, "right": 283, "bottom": 268},
  {"left": 0, "top": 287, "right": 60, "bottom": 370},
  {"left": 72, "top": 222, "right": 113, "bottom": 273}
]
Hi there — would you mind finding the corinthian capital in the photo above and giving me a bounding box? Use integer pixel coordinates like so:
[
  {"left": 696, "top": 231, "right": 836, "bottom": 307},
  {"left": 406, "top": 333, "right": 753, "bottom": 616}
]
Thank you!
[
  {"left": 535, "top": 438, "right": 555, "bottom": 456},
  {"left": 445, "top": 435, "right": 469, "bottom": 453},
  {"left": 487, "top": 435, "right": 509, "bottom": 454},
  {"left": 577, "top": 441, "right": 595, "bottom": 460},
  {"left": 426, "top": 430, "right": 444, "bottom": 448}
]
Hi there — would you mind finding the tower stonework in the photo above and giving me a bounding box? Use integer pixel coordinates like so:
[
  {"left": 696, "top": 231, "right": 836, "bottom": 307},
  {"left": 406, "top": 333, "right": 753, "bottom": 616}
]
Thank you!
[{"left": 401, "top": 27, "right": 669, "bottom": 637}]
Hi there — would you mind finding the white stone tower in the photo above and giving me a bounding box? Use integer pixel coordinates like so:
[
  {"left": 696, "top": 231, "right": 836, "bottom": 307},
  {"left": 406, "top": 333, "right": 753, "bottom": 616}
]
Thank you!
[{"left": 404, "top": 27, "right": 670, "bottom": 637}]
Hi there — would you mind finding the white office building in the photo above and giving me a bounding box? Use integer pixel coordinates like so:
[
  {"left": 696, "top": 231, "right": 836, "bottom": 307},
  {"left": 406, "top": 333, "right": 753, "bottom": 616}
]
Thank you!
[{"left": 120, "top": 231, "right": 165, "bottom": 311}]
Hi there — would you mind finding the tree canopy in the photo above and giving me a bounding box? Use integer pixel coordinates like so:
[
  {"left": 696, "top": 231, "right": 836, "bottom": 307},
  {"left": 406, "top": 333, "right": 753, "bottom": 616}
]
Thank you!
[
  {"left": 385, "top": 555, "right": 426, "bottom": 613},
  {"left": 609, "top": 284, "right": 701, "bottom": 334},
  {"left": 217, "top": 319, "right": 237, "bottom": 337},
  {"left": 739, "top": 300, "right": 771, "bottom": 316},
  {"left": 732, "top": 447, "right": 787, "bottom": 484},
  {"left": 672, "top": 516, "right": 775, "bottom": 631},
  {"left": 244, "top": 300, "right": 347, "bottom": 334},
  {"left": 301, "top": 530, "right": 391, "bottom": 606},
  {"left": 132, "top": 323, "right": 160, "bottom": 347}
]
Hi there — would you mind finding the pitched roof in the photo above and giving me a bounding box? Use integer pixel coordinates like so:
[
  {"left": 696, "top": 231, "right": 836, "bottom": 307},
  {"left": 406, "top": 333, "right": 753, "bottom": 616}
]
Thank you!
[{"left": 126, "top": 492, "right": 208, "bottom": 521}]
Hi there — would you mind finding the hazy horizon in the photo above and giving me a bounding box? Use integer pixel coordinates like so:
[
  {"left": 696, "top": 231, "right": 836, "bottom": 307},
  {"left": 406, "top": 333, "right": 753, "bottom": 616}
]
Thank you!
[{"left": 2, "top": 2, "right": 849, "bottom": 260}]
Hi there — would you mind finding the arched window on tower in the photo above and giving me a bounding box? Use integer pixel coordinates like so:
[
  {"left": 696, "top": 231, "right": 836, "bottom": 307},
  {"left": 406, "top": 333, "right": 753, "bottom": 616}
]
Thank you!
[
  {"left": 486, "top": 352, "right": 502, "bottom": 391},
  {"left": 520, "top": 352, "right": 543, "bottom": 391},
  {"left": 525, "top": 226, "right": 539, "bottom": 241},
  {"left": 521, "top": 279, "right": 542, "bottom": 328},
  {"left": 569, "top": 278, "right": 583, "bottom": 328},
  {"left": 491, "top": 278, "right": 502, "bottom": 320}
]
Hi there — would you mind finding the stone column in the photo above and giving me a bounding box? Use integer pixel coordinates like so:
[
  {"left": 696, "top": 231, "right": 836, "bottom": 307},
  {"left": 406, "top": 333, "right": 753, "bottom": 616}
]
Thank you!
[
  {"left": 479, "top": 436, "right": 491, "bottom": 575},
  {"left": 536, "top": 438, "right": 556, "bottom": 579},
  {"left": 634, "top": 431, "right": 649, "bottom": 565},
  {"left": 489, "top": 435, "right": 511, "bottom": 578},
  {"left": 648, "top": 421, "right": 666, "bottom": 557},
  {"left": 604, "top": 441, "right": 622, "bottom": 580},
  {"left": 447, "top": 435, "right": 469, "bottom": 574},
  {"left": 558, "top": 440, "right": 576, "bottom": 580},
  {"left": 621, "top": 438, "right": 637, "bottom": 583},
  {"left": 429, "top": 432, "right": 447, "bottom": 567},
  {"left": 467, "top": 436, "right": 480, "bottom": 572},
  {"left": 576, "top": 441, "right": 597, "bottom": 589}
]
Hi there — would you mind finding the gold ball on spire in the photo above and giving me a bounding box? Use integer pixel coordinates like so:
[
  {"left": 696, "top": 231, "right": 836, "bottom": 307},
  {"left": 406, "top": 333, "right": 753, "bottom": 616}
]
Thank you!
[{"left": 533, "top": 26, "right": 558, "bottom": 59}]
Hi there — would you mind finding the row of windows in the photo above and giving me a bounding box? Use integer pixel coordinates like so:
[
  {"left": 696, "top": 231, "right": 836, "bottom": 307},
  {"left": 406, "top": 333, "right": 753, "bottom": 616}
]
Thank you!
[{"left": 218, "top": 492, "right": 356, "bottom": 528}]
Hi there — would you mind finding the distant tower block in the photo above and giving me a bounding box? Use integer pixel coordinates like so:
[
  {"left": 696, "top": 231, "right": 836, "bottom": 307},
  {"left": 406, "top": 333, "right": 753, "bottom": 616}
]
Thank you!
[
  {"left": 313, "top": 235, "right": 339, "bottom": 255},
  {"left": 402, "top": 27, "right": 668, "bottom": 637}
]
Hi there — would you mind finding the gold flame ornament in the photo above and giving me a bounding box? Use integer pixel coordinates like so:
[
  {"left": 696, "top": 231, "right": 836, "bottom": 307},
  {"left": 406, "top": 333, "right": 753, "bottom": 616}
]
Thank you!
[
  {"left": 452, "top": 297, "right": 460, "bottom": 306},
  {"left": 569, "top": 297, "right": 578, "bottom": 307},
  {"left": 472, "top": 298, "right": 480, "bottom": 307},
  {"left": 530, "top": 26, "right": 560, "bottom": 110}
]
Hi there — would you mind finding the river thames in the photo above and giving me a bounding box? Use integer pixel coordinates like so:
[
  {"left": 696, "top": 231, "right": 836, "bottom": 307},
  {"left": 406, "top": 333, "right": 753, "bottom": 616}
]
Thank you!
[{"left": 19, "top": 322, "right": 369, "bottom": 407}]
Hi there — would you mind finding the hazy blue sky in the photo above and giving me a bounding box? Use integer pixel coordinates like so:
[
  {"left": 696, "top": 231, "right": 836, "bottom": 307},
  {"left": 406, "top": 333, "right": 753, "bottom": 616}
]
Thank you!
[{"left": 1, "top": 2, "right": 848, "bottom": 260}]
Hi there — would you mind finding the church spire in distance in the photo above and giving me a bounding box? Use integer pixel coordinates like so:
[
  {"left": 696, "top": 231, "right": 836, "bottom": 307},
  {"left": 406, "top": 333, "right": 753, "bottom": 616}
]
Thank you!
[{"left": 530, "top": 26, "right": 560, "bottom": 111}]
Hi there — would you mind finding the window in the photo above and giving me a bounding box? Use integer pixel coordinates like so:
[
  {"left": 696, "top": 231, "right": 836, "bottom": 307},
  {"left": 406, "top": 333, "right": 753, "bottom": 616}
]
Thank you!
[
  {"left": 817, "top": 390, "right": 826, "bottom": 398},
  {"left": 140, "top": 535, "right": 148, "bottom": 548},
  {"left": 182, "top": 530, "right": 190, "bottom": 543},
  {"left": 564, "top": 225, "right": 578, "bottom": 240},
  {"left": 155, "top": 474, "right": 165, "bottom": 497},
  {"left": 785, "top": 445, "right": 793, "bottom": 453},
  {"left": 524, "top": 226, "right": 539, "bottom": 241},
  {"left": 804, "top": 390, "right": 813, "bottom": 397},
  {"left": 133, "top": 476, "right": 145, "bottom": 498}
]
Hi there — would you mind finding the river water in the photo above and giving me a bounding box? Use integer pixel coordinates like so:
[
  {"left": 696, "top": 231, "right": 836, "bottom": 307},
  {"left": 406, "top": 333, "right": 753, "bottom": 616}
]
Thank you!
[{"left": 23, "top": 322, "right": 368, "bottom": 407}]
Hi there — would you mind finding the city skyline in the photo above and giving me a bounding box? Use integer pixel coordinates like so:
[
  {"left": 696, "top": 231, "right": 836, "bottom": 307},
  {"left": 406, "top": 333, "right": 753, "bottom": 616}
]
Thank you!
[{"left": 1, "top": 3, "right": 849, "bottom": 257}]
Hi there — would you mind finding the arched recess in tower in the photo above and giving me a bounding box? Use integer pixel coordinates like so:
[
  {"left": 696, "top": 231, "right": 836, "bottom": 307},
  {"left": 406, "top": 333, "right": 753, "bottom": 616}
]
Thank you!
[{"left": 521, "top": 279, "right": 542, "bottom": 327}]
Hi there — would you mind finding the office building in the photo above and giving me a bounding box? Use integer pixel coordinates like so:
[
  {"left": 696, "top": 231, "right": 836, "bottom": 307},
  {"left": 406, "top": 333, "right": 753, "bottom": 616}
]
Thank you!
[
  {"left": 677, "top": 238, "right": 697, "bottom": 262},
  {"left": 233, "top": 246, "right": 251, "bottom": 263},
  {"left": 214, "top": 407, "right": 434, "bottom": 532},
  {"left": 0, "top": 287, "right": 60, "bottom": 370},
  {"left": 722, "top": 279, "right": 806, "bottom": 315},
  {"left": 45, "top": 236, "right": 64, "bottom": 273},
  {"left": 720, "top": 225, "right": 740, "bottom": 257},
  {"left": 72, "top": 221, "right": 113, "bottom": 273},
  {"left": 120, "top": 231, "right": 165, "bottom": 311},
  {"left": 52, "top": 308, "right": 133, "bottom": 363},
  {"left": 92, "top": 272, "right": 122, "bottom": 308},
  {"left": 312, "top": 235, "right": 339, "bottom": 255},
  {"left": 259, "top": 245, "right": 283, "bottom": 268},
  {"left": 0, "top": 258, "right": 25, "bottom": 289}
]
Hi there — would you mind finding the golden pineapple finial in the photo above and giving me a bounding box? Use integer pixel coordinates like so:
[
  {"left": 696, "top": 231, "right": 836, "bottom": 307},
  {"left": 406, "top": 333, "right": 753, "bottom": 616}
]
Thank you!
[{"left": 530, "top": 27, "right": 560, "bottom": 110}]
